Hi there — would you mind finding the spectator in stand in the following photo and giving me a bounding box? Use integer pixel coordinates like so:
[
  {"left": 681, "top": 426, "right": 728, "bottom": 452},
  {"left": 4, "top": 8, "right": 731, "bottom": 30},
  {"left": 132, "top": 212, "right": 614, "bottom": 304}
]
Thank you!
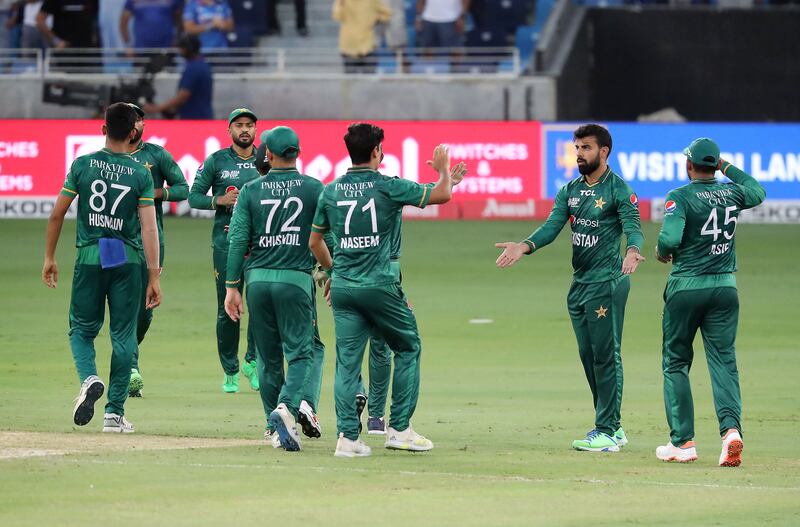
[
  {"left": 36, "top": 0, "right": 98, "bottom": 49},
  {"left": 332, "top": 0, "right": 391, "bottom": 74},
  {"left": 266, "top": 0, "right": 308, "bottom": 37},
  {"left": 20, "top": 1, "right": 47, "bottom": 49},
  {"left": 376, "top": 0, "right": 407, "bottom": 51},
  {"left": 121, "top": 0, "right": 183, "bottom": 50},
  {"left": 0, "top": 0, "right": 12, "bottom": 48},
  {"left": 144, "top": 35, "right": 213, "bottom": 119},
  {"left": 183, "top": 0, "right": 233, "bottom": 51},
  {"left": 416, "top": 0, "right": 469, "bottom": 49}
]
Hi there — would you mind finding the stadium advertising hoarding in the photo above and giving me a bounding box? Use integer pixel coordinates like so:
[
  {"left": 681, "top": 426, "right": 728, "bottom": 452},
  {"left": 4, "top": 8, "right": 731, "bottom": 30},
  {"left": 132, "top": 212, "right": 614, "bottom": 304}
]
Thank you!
[
  {"left": 541, "top": 123, "right": 800, "bottom": 223},
  {"left": 0, "top": 120, "right": 542, "bottom": 219}
]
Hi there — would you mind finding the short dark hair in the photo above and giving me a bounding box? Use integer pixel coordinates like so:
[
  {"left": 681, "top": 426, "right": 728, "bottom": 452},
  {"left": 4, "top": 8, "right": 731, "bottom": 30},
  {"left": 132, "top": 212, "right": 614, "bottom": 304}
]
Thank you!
[
  {"left": 344, "top": 123, "right": 384, "bottom": 165},
  {"left": 177, "top": 34, "right": 201, "bottom": 57},
  {"left": 255, "top": 143, "right": 270, "bottom": 175},
  {"left": 105, "top": 102, "right": 137, "bottom": 141},
  {"left": 690, "top": 161, "right": 716, "bottom": 175},
  {"left": 574, "top": 124, "right": 612, "bottom": 154}
]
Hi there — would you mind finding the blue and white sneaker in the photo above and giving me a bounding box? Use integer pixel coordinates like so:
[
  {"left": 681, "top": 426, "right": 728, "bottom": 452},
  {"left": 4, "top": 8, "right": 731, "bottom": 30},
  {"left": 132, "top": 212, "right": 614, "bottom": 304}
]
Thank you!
[
  {"left": 572, "top": 429, "right": 620, "bottom": 452},
  {"left": 268, "top": 403, "right": 302, "bottom": 452}
]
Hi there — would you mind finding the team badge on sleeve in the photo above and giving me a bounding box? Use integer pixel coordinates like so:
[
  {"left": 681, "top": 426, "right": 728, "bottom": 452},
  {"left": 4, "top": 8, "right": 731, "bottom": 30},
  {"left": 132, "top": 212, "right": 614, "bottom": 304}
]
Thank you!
[
  {"left": 630, "top": 194, "right": 638, "bottom": 207},
  {"left": 665, "top": 200, "right": 677, "bottom": 213}
]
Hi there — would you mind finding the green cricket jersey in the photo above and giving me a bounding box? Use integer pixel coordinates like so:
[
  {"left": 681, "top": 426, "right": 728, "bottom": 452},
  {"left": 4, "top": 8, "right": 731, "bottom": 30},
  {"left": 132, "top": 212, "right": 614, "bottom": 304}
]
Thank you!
[
  {"left": 311, "top": 168, "right": 431, "bottom": 288},
  {"left": 129, "top": 141, "right": 188, "bottom": 243},
  {"left": 226, "top": 168, "right": 324, "bottom": 287},
  {"left": 525, "top": 167, "right": 644, "bottom": 284},
  {"left": 60, "top": 148, "right": 154, "bottom": 251},
  {"left": 188, "top": 146, "right": 261, "bottom": 250},
  {"left": 657, "top": 162, "right": 766, "bottom": 279}
]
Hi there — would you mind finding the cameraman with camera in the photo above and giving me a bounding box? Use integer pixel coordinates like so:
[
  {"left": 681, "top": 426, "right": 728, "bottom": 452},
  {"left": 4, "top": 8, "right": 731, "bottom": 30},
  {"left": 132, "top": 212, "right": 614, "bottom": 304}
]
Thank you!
[{"left": 144, "top": 34, "right": 212, "bottom": 120}]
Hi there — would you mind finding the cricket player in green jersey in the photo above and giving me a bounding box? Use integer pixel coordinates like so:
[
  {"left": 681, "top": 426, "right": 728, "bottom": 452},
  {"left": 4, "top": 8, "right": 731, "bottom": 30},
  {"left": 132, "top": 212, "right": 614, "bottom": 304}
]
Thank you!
[
  {"left": 309, "top": 123, "right": 460, "bottom": 458},
  {"left": 42, "top": 103, "right": 162, "bottom": 434},
  {"left": 361, "top": 170, "right": 464, "bottom": 436},
  {"left": 251, "top": 141, "right": 326, "bottom": 443},
  {"left": 189, "top": 108, "right": 261, "bottom": 393},
  {"left": 654, "top": 138, "right": 765, "bottom": 467},
  {"left": 224, "top": 126, "right": 323, "bottom": 451},
  {"left": 125, "top": 103, "right": 189, "bottom": 397},
  {"left": 495, "top": 124, "right": 645, "bottom": 453}
]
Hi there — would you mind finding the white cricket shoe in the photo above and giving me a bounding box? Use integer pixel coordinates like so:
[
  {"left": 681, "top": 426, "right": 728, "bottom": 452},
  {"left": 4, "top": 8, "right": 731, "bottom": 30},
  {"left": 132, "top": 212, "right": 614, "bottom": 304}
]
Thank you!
[
  {"left": 384, "top": 425, "right": 434, "bottom": 452},
  {"left": 264, "top": 429, "right": 282, "bottom": 449},
  {"left": 334, "top": 433, "right": 371, "bottom": 458},
  {"left": 268, "top": 403, "right": 302, "bottom": 452},
  {"left": 102, "top": 413, "right": 135, "bottom": 433},
  {"left": 656, "top": 440, "right": 697, "bottom": 463},
  {"left": 719, "top": 429, "right": 744, "bottom": 467},
  {"left": 73, "top": 375, "right": 105, "bottom": 426}
]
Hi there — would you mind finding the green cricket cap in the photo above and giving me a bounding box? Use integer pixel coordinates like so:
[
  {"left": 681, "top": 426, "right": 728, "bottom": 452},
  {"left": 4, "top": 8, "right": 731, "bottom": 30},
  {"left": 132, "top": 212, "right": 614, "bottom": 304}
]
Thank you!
[
  {"left": 228, "top": 107, "right": 257, "bottom": 125},
  {"left": 683, "top": 137, "right": 720, "bottom": 167},
  {"left": 265, "top": 126, "right": 300, "bottom": 158},
  {"left": 259, "top": 130, "right": 269, "bottom": 143}
]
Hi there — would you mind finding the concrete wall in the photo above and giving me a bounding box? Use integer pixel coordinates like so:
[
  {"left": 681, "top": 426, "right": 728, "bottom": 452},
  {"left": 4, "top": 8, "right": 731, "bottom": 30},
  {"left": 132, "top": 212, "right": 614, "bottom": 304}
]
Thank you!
[{"left": 0, "top": 75, "right": 556, "bottom": 121}]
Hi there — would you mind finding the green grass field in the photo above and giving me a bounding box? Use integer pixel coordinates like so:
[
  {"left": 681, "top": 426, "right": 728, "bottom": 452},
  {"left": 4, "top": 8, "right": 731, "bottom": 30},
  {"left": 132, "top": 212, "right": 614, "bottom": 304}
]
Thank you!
[{"left": 1, "top": 218, "right": 799, "bottom": 526}]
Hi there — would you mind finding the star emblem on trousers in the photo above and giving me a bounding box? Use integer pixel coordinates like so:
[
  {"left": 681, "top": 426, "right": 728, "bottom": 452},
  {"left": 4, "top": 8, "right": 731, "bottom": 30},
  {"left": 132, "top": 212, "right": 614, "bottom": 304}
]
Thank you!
[
  {"left": 595, "top": 305, "right": 608, "bottom": 318},
  {"left": 594, "top": 197, "right": 606, "bottom": 209}
]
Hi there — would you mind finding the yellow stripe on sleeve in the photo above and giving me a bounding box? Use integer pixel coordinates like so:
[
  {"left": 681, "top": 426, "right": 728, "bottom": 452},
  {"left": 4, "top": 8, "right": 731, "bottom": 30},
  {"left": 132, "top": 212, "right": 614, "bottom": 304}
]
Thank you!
[
  {"left": 61, "top": 187, "right": 77, "bottom": 195},
  {"left": 418, "top": 185, "right": 429, "bottom": 208}
]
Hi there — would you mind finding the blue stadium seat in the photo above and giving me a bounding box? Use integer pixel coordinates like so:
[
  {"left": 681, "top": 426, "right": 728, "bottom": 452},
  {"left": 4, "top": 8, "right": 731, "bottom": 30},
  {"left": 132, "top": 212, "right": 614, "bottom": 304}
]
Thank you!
[
  {"left": 409, "top": 58, "right": 451, "bottom": 74},
  {"left": 515, "top": 25, "right": 538, "bottom": 67}
]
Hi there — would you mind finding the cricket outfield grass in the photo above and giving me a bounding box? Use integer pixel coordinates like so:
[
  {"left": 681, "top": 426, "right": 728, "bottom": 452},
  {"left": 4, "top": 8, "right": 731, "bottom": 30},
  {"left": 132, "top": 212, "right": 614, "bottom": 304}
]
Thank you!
[{"left": 1, "top": 219, "right": 798, "bottom": 526}]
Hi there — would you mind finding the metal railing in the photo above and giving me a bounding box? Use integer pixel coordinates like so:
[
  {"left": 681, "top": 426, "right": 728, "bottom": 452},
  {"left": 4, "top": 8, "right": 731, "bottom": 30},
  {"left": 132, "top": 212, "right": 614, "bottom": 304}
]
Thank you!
[{"left": 0, "top": 47, "right": 521, "bottom": 78}]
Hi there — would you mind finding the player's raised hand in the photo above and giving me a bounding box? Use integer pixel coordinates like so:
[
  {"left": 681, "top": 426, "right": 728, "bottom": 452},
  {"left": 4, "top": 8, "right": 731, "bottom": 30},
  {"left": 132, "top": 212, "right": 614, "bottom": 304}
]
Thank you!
[
  {"left": 426, "top": 144, "right": 451, "bottom": 174},
  {"left": 495, "top": 242, "right": 527, "bottom": 268},
  {"left": 451, "top": 161, "right": 467, "bottom": 186},
  {"left": 42, "top": 258, "right": 58, "bottom": 288},
  {"left": 622, "top": 249, "right": 646, "bottom": 274},
  {"left": 224, "top": 289, "right": 244, "bottom": 322}
]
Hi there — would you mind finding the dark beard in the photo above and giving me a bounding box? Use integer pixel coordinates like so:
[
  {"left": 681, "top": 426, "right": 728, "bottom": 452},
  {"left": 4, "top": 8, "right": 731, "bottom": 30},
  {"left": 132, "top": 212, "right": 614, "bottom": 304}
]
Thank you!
[
  {"left": 130, "top": 128, "right": 143, "bottom": 145},
  {"left": 233, "top": 136, "right": 253, "bottom": 149},
  {"left": 577, "top": 157, "right": 600, "bottom": 175}
]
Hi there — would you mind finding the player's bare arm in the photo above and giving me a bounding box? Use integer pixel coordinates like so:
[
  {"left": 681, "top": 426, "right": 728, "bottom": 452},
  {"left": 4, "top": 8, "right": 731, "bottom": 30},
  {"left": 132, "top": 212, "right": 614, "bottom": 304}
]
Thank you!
[
  {"left": 42, "top": 194, "right": 74, "bottom": 288},
  {"left": 427, "top": 145, "right": 455, "bottom": 204},
  {"left": 138, "top": 205, "right": 162, "bottom": 309},
  {"left": 309, "top": 231, "right": 333, "bottom": 270}
]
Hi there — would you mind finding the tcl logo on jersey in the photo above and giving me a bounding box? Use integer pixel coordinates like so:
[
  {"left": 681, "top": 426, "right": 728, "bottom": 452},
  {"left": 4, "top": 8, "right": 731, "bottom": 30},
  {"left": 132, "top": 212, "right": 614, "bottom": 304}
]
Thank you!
[
  {"left": 580, "top": 190, "right": 596, "bottom": 196},
  {"left": 630, "top": 194, "right": 638, "bottom": 207},
  {"left": 665, "top": 200, "right": 677, "bottom": 213},
  {"left": 570, "top": 216, "right": 599, "bottom": 228},
  {"left": 237, "top": 162, "right": 255, "bottom": 169}
]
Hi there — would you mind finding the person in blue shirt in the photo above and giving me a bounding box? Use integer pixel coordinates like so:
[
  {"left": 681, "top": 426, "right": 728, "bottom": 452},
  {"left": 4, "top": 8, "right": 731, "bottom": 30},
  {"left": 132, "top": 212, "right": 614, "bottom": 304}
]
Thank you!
[
  {"left": 120, "top": 0, "right": 184, "bottom": 50},
  {"left": 144, "top": 35, "right": 213, "bottom": 120},
  {"left": 182, "top": 0, "right": 233, "bottom": 50}
]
